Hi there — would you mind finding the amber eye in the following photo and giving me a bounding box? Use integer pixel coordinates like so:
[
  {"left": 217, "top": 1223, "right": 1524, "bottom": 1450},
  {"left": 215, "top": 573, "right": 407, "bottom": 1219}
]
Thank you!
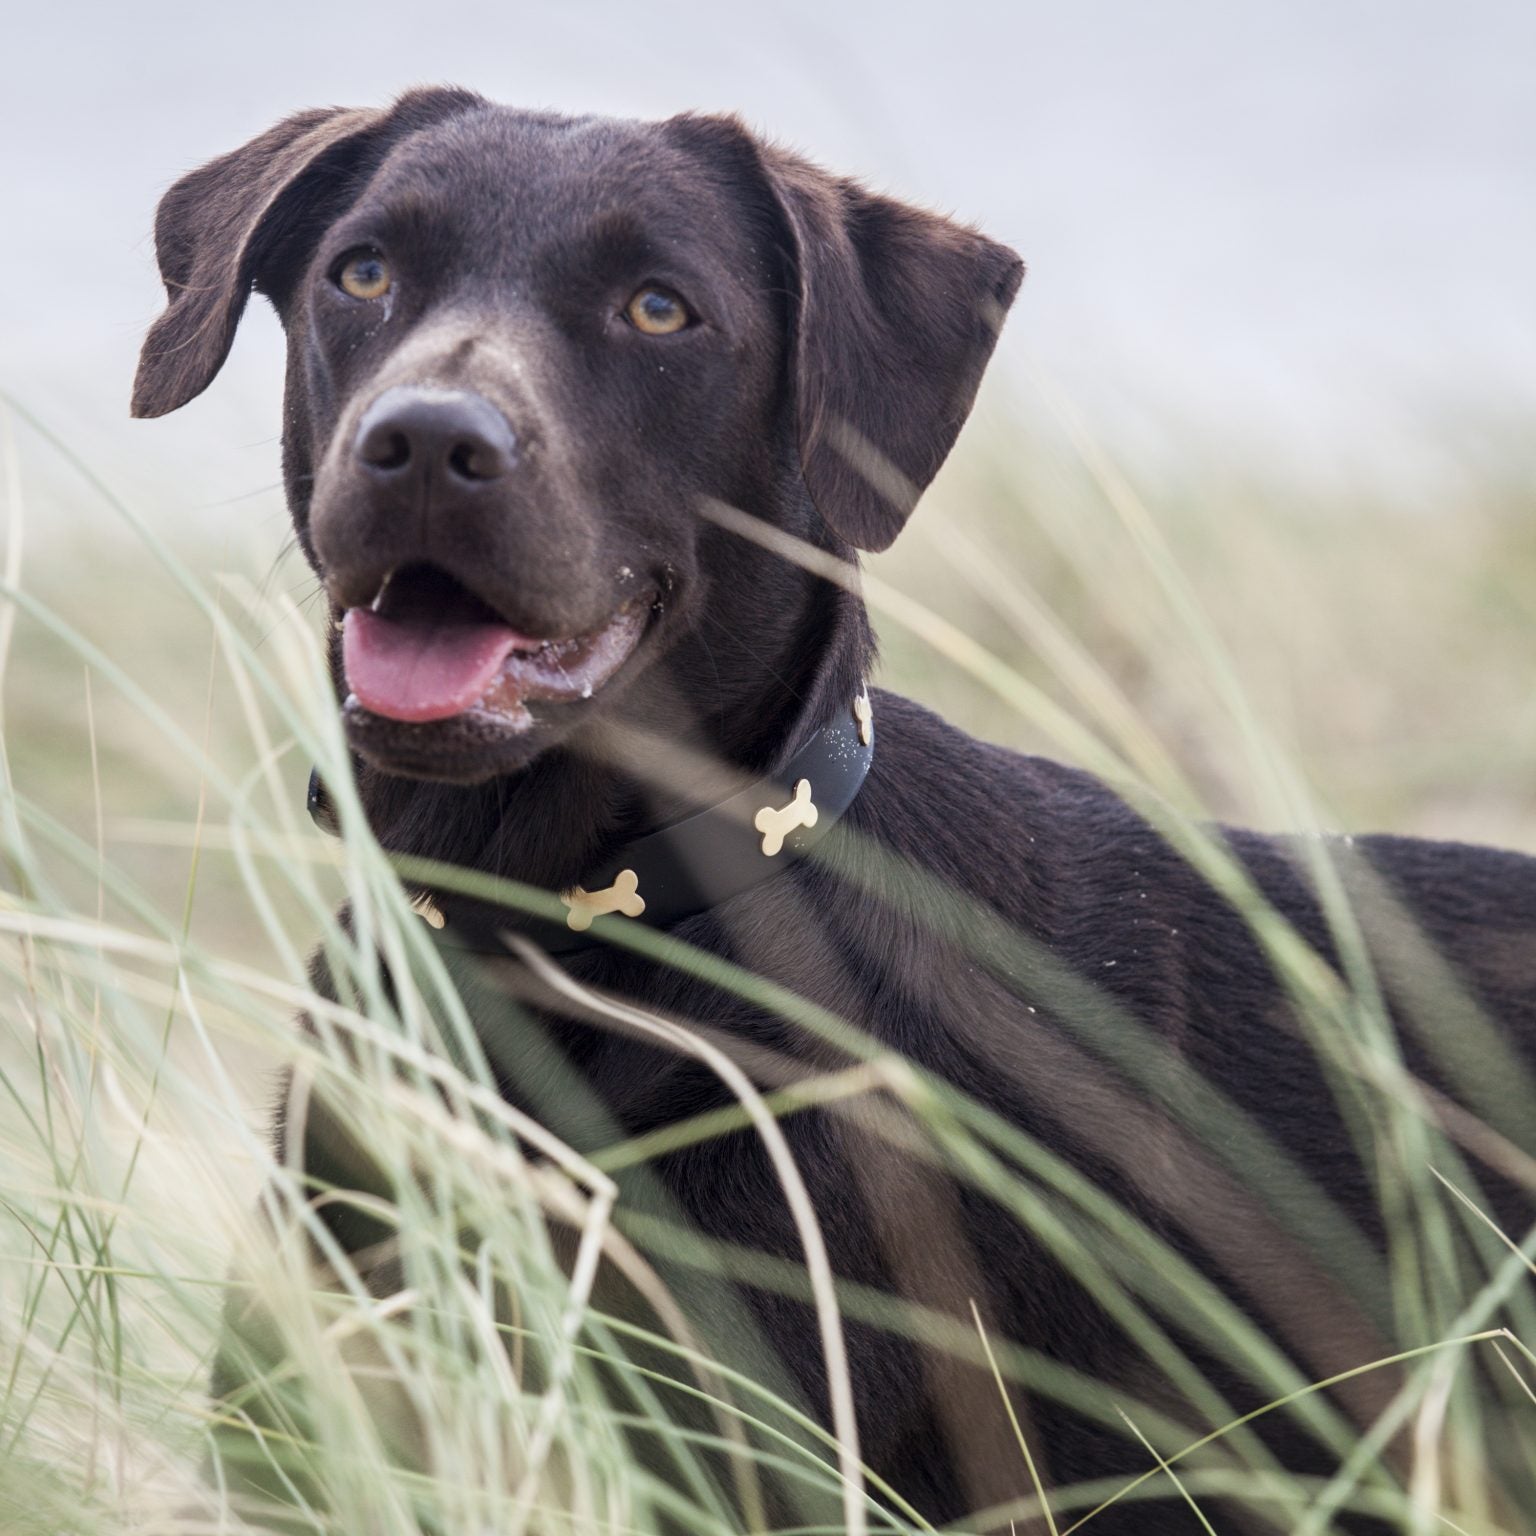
[
  {"left": 624, "top": 286, "right": 691, "bottom": 335},
  {"left": 335, "top": 250, "right": 391, "bottom": 301}
]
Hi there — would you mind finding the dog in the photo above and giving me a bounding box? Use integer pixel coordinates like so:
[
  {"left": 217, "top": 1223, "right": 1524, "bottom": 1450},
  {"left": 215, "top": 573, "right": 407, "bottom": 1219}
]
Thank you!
[{"left": 134, "top": 88, "right": 1536, "bottom": 1534}]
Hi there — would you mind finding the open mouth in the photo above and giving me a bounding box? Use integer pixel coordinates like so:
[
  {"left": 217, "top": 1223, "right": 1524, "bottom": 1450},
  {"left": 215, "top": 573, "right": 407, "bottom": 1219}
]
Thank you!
[{"left": 341, "top": 563, "right": 650, "bottom": 732}]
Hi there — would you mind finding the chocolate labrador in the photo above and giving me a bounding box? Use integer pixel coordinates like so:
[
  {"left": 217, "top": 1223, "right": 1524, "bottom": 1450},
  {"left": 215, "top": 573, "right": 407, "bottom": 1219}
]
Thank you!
[{"left": 134, "top": 88, "right": 1536, "bottom": 1534}]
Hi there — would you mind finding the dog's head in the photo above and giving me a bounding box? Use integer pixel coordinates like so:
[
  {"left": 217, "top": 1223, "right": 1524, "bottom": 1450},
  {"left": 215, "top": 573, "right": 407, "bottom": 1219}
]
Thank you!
[{"left": 134, "top": 89, "right": 1022, "bottom": 786}]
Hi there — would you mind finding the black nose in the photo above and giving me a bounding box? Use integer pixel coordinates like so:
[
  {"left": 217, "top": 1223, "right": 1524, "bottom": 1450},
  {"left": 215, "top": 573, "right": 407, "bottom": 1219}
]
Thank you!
[{"left": 354, "top": 386, "right": 516, "bottom": 485}]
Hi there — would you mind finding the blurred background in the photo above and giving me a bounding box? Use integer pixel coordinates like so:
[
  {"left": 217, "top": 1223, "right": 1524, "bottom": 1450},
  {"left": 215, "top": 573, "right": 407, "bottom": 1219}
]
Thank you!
[
  {"left": 6, "top": 0, "right": 1534, "bottom": 497},
  {"left": 2, "top": 0, "right": 1535, "bottom": 960}
]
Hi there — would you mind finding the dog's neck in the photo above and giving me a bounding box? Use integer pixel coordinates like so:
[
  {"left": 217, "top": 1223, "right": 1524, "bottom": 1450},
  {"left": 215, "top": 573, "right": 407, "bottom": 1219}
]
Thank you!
[{"left": 350, "top": 553, "right": 873, "bottom": 894}]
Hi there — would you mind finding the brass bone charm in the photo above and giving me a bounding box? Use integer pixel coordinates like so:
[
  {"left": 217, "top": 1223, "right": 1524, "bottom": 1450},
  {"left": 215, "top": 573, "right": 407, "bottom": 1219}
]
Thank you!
[
  {"left": 853, "top": 692, "right": 873, "bottom": 746},
  {"left": 561, "top": 869, "right": 645, "bottom": 932},
  {"left": 754, "top": 779, "right": 818, "bottom": 857}
]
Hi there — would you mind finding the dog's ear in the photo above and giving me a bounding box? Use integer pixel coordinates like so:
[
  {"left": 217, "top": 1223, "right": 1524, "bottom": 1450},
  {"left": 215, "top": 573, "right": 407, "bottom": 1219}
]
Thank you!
[
  {"left": 764, "top": 148, "right": 1025, "bottom": 553},
  {"left": 670, "top": 115, "right": 1024, "bottom": 552},
  {"left": 131, "top": 89, "right": 483, "bottom": 419}
]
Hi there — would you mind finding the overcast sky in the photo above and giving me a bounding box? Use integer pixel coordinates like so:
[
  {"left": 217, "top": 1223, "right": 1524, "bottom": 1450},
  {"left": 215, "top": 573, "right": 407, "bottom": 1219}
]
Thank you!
[{"left": 3, "top": 0, "right": 1533, "bottom": 519}]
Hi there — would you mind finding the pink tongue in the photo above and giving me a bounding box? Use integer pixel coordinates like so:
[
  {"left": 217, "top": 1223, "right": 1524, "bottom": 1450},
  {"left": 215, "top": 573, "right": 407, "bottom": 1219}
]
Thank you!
[{"left": 343, "top": 607, "right": 524, "bottom": 723}]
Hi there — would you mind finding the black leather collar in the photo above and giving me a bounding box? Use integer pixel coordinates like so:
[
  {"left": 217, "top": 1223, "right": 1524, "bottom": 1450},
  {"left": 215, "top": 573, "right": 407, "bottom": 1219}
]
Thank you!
[{"left": 308, "top": 691, "right": 874, "bottom": 957}]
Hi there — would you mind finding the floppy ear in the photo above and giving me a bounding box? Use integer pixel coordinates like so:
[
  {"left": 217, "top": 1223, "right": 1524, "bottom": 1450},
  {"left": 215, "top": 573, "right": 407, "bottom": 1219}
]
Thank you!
[
  {"left": 767, "top": 150, "right": 1025, "bottom": 552},
  {"left": 131, "top": 88, "right": 483, "bottom": 419},
  {"left": 670, "top": 116, "right": 1024, "bottom": 552}
]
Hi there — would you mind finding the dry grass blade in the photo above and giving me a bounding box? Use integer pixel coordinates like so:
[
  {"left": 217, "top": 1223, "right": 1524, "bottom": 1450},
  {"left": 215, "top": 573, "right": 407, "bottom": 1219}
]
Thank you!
[{"left": 506, "top": 935, "right": 869, "bottom": 1536}]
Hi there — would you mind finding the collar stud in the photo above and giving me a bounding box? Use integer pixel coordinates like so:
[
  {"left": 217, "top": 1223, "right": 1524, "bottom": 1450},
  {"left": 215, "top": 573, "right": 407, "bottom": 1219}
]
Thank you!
[
  {"left": 561, "top": 868, "right": 646, "bottom": 932},
  {"left": 853, "top": 691, "right": 873, "bottom": 746},
  {"left": 755, "top": 778, "right": 819, "bottom": 857}
]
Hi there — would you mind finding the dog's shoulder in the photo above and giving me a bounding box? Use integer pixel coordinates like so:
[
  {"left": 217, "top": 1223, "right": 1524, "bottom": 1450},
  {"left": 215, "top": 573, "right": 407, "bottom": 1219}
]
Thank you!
[
  {"left": 857, "top": 687, "right": 1144, "bottom": 846},
  {"left": 847, "top": 689, "right": 1183, "bottom": 942}
]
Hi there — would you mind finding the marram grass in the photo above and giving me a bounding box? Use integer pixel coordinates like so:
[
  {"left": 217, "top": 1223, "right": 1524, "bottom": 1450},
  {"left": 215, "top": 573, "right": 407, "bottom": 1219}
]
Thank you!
[{"left": 2, "top": 390, "right": 1535, "bottom": 1533}]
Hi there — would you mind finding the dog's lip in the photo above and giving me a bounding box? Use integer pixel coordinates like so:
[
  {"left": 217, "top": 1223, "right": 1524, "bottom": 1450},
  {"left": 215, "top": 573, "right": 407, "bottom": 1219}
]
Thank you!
[{"left": 341, "top": 587, "right": 654, "bottom": 728}]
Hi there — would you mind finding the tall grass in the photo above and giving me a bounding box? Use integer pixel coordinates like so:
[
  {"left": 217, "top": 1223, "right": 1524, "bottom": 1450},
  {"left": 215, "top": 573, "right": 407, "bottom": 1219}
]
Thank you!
[{"left": 2, "top": 385, "right": 1534, "bottom": 1534}]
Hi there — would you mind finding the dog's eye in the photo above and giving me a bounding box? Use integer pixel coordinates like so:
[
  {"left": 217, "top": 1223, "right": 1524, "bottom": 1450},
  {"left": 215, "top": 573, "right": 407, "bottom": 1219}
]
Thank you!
[
  {"left": 335, "top": 250, "right": 391, "bottom": 301},
  {"left": 624, "top": 286, "right": 691, "bottom": 336}
]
